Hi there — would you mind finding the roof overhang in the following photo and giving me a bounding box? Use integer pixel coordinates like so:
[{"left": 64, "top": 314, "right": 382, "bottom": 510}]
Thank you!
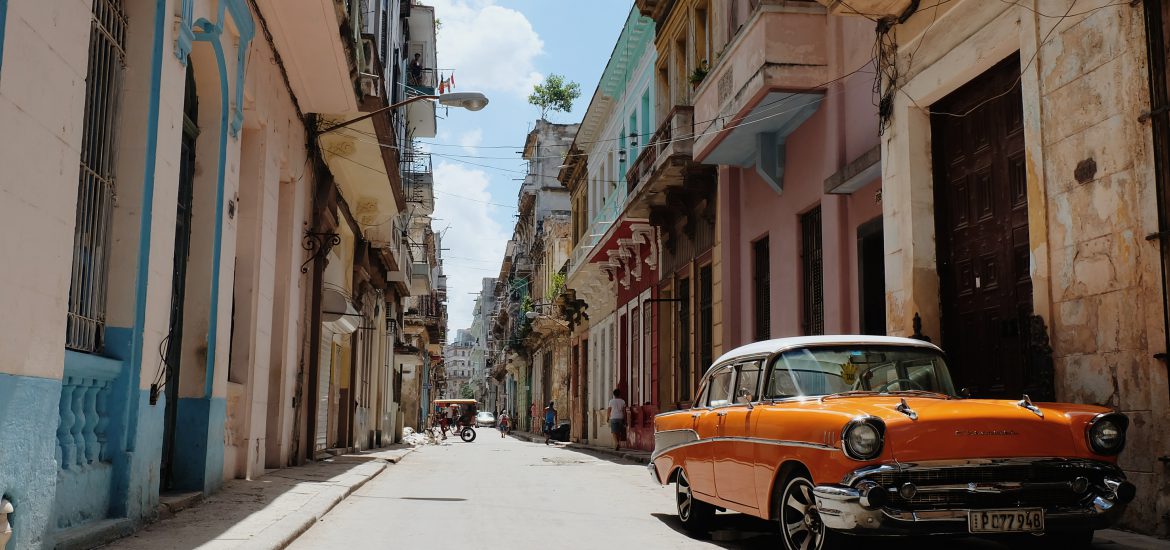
[{"left": 253, "top": 0, "right": 357, "bottom": 114}]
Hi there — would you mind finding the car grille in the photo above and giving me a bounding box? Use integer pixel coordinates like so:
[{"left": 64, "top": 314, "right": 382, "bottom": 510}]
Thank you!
[{"left": 860, "top": 463, "right": 1106, "bottom": 511}]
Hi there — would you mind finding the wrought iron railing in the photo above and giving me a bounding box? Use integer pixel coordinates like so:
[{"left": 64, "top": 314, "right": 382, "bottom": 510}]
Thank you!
[
  {"left": 626, "top": 106, "right": 694, "bottom": 195},
  {"left": 568, "top": 188, "right": 626, "bottom": 274}
]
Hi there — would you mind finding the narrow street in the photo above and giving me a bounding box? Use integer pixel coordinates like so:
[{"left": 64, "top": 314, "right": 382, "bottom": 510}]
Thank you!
[{"left": 288, "top": 432, "right": 1162, "bottom": 550}]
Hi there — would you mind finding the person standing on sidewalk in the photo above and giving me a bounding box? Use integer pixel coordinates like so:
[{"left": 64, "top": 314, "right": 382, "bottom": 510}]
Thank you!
[
  {"left": 530, "top": 401, "right": 540, "bottom": 435},
  {"left": 607, "top": 389, "right": 627, "bottom": 451},
  {"left": 543, "top": 401, "right": 557, "bottom": 445}
]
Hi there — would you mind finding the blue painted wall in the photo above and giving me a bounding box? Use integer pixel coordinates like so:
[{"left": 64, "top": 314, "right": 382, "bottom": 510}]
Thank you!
[
  {"left": 0, "top": 0, "right": 8, "bottom": 78},
  {"left": 170, "top": 397, "right": 226, "bottom": 494},
  {"left": 0, "top": 373, "right": 62, "bottom": 550}
]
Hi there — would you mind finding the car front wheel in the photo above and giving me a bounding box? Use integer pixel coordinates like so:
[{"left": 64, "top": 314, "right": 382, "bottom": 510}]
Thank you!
[
  {"left": 675, "top": 469, "right": 714, "bottom": 534},
  {"left": 777, "top": 473, "right": 841, "bottom": 550}
]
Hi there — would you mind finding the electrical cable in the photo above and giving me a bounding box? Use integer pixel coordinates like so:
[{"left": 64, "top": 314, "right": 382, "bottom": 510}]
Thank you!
[{"left": 920, "top": 0, "right": 1080, "bottom": 118}]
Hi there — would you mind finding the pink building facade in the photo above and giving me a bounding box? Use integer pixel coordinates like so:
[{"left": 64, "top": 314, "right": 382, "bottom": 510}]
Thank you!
[{"left": 692, "top": 3, "right": 883, "bottom": 345}]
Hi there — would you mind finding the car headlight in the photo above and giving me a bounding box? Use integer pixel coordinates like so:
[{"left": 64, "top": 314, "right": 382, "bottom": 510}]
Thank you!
[
  {"left": 842, "top": 418, "right": 885, "bottom": 460},
  {"left": 1087, "top": 413, "right": 1128, "bottom": 455}
]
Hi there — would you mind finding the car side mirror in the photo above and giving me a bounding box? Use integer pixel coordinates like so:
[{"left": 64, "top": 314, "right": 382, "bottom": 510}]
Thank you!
[{"left": 959, "top": 387, "right": 972, "bottom": 398}]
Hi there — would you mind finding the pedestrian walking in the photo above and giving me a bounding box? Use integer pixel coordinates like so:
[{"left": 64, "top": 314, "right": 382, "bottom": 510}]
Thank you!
[
  {"left": 607, "top": 389, "right": 627, "bottom": 451},
  {"left": 543, "top": 401, "right": 557, "bottom": 445},
  {"left": 498, "top": 411, "right": 510, "bottom": 437}
]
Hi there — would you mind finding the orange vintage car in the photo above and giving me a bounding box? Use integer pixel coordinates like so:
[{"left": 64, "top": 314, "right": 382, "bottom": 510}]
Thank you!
[{"left": 649, "top": 336, "right": 1134, "bottom": 549}]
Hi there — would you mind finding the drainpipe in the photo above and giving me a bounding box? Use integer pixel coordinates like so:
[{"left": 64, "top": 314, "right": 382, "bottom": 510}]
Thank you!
[
  {"left": 1142, "top": 0, "right": 1170, "bottom": 402},
  {"left": 1, "top": 498, "right": 12, "bottom": 549}
]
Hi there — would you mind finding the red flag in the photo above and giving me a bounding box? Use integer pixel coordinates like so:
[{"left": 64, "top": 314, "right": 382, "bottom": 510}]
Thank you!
[{"left": 450, "top": 72, "right": 455, "bottom": 89}]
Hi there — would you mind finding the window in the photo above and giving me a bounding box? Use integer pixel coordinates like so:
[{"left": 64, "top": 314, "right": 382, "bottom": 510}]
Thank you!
[
  {"left": 734, "top": 362, "right": 762, "bottom": 404},
  {"left": 801, "top": 206, "right": 824, "bottom": 335},
  {"left": 705, "top": 366, "right": 735, "bottom": 407},
  {"left": 753, "top": 237, "right": 770, "bottom": 340},
  {"left": 67, "top": 0, "right": 127, "bottom": 353},
  {"left": 678, "top": 277, "right": 692, "bottom": 399},
  {"left": 699, "top": 264, "right": 713, "bottom": 373}
]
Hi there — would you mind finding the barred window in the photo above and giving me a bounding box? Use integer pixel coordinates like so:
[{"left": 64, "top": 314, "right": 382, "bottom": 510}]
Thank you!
[
  {"left": 801, "top": 206, "right": 824, "bottom": 335},
  {"left": 753, "top": 237, "right": 770, "bottom": 341},
  {"left": 67, "top": 0, "right": 126, "bottom": 353}
]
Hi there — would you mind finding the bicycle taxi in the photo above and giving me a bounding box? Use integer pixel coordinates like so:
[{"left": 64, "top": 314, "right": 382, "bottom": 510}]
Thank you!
[{"left": 430, "top": 398, "right": 479, "bottom": 442}]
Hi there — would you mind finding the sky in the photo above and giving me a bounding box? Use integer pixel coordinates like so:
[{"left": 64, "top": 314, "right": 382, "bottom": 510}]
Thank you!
[{"left": 424, "top": 0, "right": 633, "bottom": 340}]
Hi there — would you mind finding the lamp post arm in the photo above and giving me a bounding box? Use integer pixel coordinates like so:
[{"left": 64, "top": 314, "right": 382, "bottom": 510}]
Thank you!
[{"left": 318, "top": 94, "right": 439, "bottom": 134}]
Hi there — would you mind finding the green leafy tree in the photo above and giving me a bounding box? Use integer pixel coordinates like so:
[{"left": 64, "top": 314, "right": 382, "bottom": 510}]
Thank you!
[
  {"left": 461, "top": 383, "right": 475, "bottom": 400},
  {"left": 528, "top": 74, "right": 581, "bottom": 120}
]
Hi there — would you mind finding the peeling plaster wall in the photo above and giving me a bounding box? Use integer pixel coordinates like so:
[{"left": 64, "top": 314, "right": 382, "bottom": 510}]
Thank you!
[{"left": 881, "top": 0, "right": 1169, "bottom": 534}]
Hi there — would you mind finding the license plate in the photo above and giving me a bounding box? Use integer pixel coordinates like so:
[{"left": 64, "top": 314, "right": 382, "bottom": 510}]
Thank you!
[{"left": 967, "top": 508, "right": 1044, "bottom": 533}]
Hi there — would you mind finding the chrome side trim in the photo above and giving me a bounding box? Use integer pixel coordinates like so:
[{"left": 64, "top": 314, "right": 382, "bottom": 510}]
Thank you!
[{"left": 650, "top": 434, "right": 838, "bottom": 461}]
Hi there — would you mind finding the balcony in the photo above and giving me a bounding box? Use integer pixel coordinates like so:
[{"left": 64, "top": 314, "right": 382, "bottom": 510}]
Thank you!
[
  {"left": 626, "top": 106, "right": 695, "bottom": 201},
  {"left": 568, "top": 189, "right": 626, "bottom": 277},
  {"left": 403, "top": 147, "right": 435, "bottom": 215},
  {"left": 406, "top": 4, "right": 438, "bottom": 138},
  {"left": 691, "top": 1, "right": 829, "bottom": 192}
]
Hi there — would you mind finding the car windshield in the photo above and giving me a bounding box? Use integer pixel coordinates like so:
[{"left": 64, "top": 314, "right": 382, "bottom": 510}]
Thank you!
[{"left": 764, "top": 345, "right": 957, "bottom": 398}]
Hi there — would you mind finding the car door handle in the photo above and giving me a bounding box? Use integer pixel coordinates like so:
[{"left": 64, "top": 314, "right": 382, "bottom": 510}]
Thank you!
[
  {"left": 691, "top": 413, "right": 702, "bottom": 418},
  {"left": 716, "top": 411, "right": 727, "bottom": 417}
]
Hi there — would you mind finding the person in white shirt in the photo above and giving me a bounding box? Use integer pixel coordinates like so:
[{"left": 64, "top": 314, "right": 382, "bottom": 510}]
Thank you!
[{"left": 607, "top": 389, "right": 627, "bottom": 451}]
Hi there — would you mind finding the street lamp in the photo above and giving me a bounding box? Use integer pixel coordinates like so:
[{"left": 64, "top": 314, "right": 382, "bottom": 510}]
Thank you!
[{"left": 319, "top": 91, "right": 490, "bottom": 134}]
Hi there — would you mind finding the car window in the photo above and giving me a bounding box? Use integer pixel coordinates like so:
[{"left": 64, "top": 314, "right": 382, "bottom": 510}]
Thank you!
[
  {"left": 734, "top": 361, "right": 762, "bottom": 404},
  {"left": 764, "top": 345, "right": 957, "bottom": 398},
  {"left": 706, "top": 366, "right": 735, "bottom": 407}
]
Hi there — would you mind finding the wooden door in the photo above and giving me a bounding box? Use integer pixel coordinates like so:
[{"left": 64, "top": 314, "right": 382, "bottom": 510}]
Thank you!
[{"left": 932, "top": 55, "right": 1030, "bottom": 399}]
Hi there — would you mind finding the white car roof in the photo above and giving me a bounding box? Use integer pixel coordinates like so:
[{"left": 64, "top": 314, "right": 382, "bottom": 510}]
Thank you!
[{"left": 711, "top": 335, "right": 942, "bottom": 366}]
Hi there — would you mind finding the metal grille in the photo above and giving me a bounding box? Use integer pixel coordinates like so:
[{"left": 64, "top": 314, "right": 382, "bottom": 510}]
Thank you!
[
  {"left": 699, "top": 265, "right": 713, "bottom": 373},
  {"left": 678, "top": 278, "right": 691, "bottom": 399},
  {"left": 863, "top": 464, "right": 1105, "bottom": 511},
  {"left": 753, "top": 237, "right": 770, "bottom": 340},
  {"left": 800, "top": 206, "right": 824, "bottom": 336},
  {"left": 67, "top": 0, "right": 126, "bottom": 353}
]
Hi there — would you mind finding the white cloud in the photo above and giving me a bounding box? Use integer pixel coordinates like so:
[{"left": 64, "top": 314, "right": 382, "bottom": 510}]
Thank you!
[
  {"left": 428, "top": 0, "right": 544, "bottom": 97},
  {"left": 432, "top": 161, "right": 509, "bottom": 335},
  {"left": 457, "top": 128, "right": 483, "bottom": 155}
]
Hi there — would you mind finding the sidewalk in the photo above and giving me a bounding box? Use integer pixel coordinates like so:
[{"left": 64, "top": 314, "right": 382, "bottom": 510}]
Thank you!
[
  {"left": 96, "top": 446, "right": 415, "bottom": 550},
  {"left": 508, "top": 430, "right": 652, "bottom": 464}
]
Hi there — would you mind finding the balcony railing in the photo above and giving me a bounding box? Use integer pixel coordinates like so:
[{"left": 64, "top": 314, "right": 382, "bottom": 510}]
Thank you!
[
  {"left": 627, "top": 106, "right": 694, "bottom": 194},
  {"left": 568, "top": 189, "right": 626, "bottom": 274},
  {"left": 406, "top": 67, "right": 437, "bottom": 96}
]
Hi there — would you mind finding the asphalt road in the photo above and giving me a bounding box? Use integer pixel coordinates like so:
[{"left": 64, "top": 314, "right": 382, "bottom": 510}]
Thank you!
[{"left": 289, "top": 429, "right": 1164, "bottom": 550}]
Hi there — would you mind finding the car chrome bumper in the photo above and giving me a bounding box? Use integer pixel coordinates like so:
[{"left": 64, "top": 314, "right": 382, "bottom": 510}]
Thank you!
[
  {"left": 648, "top": 462, "right": 662, "bottom": 484},
  {"left": 812, "top": 458, "right": 1135, "bottom": 535}
]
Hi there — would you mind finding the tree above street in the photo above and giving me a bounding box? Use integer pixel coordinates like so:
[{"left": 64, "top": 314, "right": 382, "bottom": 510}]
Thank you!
[{"left": 528, "top": 74, "right": 581, "bottom": 120}]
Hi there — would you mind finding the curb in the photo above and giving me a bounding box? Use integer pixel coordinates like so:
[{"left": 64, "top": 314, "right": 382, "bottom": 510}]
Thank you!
[{"left": 257, "top": 447, "right": 416, "bottom": 550}]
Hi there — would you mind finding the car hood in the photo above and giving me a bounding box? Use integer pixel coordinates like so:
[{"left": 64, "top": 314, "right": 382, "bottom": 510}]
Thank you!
[{"left": 832, "top": 397, "right": 1106, "bottom": 462}]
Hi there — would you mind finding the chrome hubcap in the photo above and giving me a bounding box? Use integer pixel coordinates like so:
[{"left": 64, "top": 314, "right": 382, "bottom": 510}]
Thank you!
[{"left": 782, "top": 478, "right": 823, "bottom": 550}]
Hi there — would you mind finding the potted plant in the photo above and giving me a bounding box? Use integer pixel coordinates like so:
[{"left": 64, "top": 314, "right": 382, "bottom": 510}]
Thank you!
[{"left": 689, "top": 60, "right": 709, "bottom": 87}]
